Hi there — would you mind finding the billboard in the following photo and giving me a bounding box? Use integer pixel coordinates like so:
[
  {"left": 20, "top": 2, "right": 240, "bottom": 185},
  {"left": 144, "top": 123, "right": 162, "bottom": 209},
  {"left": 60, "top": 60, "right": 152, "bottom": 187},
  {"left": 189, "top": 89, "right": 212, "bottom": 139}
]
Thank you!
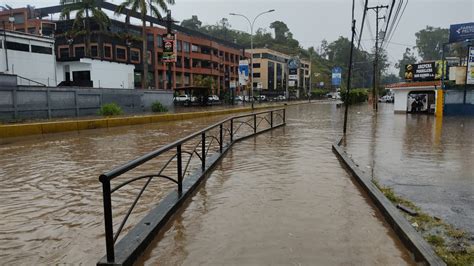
[
  {"left": 467, "top": 47, "right": 474, "bottom": 85},
  {"left": 405, "top": 62, "right": 436, "bottom": 81},
  {"left": 331, "top": 67, "right": 342, "bottom": 86},
  {"left": 162, "top": 33, "right": 176, "bottom": 63},
  {"left": 449, "top": 22, "right": 474, "bottom": 43},
  {"left": 238, "top": 60, "right": 249, "bottom": 85}
]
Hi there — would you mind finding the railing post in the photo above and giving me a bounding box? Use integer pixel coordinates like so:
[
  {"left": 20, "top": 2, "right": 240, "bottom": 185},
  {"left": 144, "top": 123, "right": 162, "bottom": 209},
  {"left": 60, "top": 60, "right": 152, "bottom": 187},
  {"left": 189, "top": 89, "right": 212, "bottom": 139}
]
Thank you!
[
  {"left": 254, "top": 114, "right": 257, "bottom": 134},
  {"left": 177, "top": 145, "right": 183, "bottom": 194},
  {"left": 283, "top": 109, "right": 286, "bottom": 124},
  {"left": 201, "top": 132, "right": 206, "bottom": 171},
  {"left": 219, "top": 124, "right": 223, "bottom": 153},
  {"left": 100, "top": 177, "right": 115, "bottom": 262},
  {"left": 270, "top": 111, "right": 273, "bottom": 128},
  {"left": 230, "top": 118, "right": 233, "bottom": 142}
]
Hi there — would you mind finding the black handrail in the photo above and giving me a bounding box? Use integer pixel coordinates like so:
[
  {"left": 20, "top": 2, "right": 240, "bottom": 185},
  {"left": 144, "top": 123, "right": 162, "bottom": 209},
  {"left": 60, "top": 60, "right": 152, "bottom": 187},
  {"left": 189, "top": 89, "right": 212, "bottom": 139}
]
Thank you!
[{"left": 99, "top": 108, "right": 286, "bottom": 263}]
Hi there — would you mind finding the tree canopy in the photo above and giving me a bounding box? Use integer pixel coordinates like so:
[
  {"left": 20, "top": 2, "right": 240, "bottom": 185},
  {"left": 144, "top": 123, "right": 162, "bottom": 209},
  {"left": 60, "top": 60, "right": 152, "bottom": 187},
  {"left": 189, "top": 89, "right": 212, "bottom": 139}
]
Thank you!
[{"left": 415, "top": 26, "right": 448, "bottom": 61}]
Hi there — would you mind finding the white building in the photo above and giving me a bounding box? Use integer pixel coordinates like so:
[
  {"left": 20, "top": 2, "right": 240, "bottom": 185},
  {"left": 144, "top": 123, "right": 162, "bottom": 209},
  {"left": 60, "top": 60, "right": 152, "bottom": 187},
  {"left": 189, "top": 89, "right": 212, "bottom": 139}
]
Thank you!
[
  {"left": 0, "top": 30, "right": 56, "bottom": 86},
  {"left": 56, "top": 58, "right": 135, "bottom": 89}
]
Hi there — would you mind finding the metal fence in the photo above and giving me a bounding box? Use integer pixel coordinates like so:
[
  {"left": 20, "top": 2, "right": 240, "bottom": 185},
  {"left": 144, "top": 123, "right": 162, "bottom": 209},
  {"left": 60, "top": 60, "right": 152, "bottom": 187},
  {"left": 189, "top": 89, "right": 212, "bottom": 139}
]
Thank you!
[
  {"left": 0, "top": 86, "right": 173, "bottom": 121},
  {"left": 98, "top": 108, "right": 285, "bottom": 264}
]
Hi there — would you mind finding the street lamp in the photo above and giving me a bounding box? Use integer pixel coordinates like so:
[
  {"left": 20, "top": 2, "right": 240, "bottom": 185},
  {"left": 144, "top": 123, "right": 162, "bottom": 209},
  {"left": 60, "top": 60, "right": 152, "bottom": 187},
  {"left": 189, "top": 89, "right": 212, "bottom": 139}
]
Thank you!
[{"left": 230, "top": 9, "right": 275, "bottom": 109}]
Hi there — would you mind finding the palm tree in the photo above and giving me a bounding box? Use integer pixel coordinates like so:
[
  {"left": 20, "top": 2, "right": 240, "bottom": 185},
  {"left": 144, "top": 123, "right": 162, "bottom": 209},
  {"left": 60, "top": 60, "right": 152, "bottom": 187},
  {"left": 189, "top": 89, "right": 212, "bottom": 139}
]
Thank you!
[
  {"left": 115, "top": 0, "right": 175, "bottom": 89},
  {"left": 60, "top": 0, "right": 110, "bottom": 57}
]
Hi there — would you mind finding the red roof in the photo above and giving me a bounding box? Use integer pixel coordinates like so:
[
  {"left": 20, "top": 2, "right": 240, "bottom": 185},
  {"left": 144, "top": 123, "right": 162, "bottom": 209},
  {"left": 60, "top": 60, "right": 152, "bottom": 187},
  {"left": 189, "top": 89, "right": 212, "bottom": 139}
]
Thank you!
[{"left": 386, "top": 81, "right": 441, "bottom": 89}]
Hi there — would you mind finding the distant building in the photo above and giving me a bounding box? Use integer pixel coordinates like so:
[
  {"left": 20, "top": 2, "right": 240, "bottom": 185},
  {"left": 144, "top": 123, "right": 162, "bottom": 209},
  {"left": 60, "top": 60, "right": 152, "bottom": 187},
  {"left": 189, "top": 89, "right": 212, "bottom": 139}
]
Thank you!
[
  {"left": 247, "top": 48, "right": 311, "bottom": 96},
  {"left": 0, "top": 7, "right": 55, "bottom": 37},
  {"left": 0, "top": 29, "right": 56, "bottom": 86}
]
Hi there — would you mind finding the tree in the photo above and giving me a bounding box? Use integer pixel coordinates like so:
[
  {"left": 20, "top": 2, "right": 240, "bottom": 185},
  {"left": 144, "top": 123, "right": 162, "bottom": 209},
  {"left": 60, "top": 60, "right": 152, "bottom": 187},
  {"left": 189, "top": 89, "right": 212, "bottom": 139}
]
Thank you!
[
  {"left": 415, "top": 26, "right": 449, "bottom": 61},
  {"left": 116, "top": 0, "right": 175, "bottom": 89},
  {"left": 270, "top": 21, "right": 290, "bottom": 43},
  {"left": 60, "top": 0, "right": 110, "bottom": 57},
  {"left": 395, "top": 47, "right": 417, "bottom": 79},
  {"left": 181, "top": 15, "right": 202, "bottom": 30}
]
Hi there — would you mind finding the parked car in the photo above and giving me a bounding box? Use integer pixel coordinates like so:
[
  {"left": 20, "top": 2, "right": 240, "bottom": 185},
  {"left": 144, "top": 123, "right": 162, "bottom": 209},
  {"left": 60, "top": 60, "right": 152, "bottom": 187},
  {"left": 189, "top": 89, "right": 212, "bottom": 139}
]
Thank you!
[
  {"left": 379, "top": 95, "right": 394, "bottom": 103},
  {"left": 275, "top": 95, "right": 286, "bottom": 101},
  {"left": 173, "top": 94, "right": 191, "bottom": 102},
  {"left": 258, "top": 95, "right": 267, "bottom": 101},
  {"left": 234, "top": 96, "right": 243, "bottom": 102},
  {"left": 208, "top": 95, "right": 220, "bottom": 102}
]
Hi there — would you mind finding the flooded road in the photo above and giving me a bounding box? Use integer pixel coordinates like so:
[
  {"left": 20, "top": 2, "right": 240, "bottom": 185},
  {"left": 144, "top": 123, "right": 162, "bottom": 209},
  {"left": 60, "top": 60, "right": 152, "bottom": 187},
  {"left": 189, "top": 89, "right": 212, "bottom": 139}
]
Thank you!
[
  {"left": 342, "top": 103, "right": 474, "bottom": 236},
  {"left": 1, "top": 101, "right": 470, "bottom": 264},
  {"left": 138, "top": 103, "right": 413, "bottom": 265}
]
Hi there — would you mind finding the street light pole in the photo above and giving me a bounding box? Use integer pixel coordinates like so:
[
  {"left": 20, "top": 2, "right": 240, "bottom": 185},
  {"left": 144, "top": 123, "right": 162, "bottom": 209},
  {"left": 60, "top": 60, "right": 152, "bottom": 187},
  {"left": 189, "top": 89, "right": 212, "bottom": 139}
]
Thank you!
[{"left": 230, "top": 9, "right": 275, "bottom": 109}]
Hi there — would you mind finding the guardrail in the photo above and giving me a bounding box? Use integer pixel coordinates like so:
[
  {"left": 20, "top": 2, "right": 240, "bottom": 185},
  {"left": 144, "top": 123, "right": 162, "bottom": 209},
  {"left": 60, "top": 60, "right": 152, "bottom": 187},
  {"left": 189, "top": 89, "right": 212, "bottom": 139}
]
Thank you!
[{"left": 98, "top": 108, "right": 286, "bottom": 264}]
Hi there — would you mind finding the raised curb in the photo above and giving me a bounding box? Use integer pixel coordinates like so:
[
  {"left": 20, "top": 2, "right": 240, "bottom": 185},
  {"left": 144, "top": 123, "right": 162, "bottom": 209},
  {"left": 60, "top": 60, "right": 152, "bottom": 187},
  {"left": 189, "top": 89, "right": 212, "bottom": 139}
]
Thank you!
[
  {"left": 0, "top": 102, "right": 302, "bottom": 139},
  {"left": 332, "top": 137, "right": 445, "bottom": 266}
]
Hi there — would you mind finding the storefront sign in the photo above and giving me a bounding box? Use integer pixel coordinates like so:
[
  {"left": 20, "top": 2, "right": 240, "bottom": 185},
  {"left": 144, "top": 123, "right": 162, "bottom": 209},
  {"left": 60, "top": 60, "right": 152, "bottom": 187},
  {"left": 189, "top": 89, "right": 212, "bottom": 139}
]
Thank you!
[
  {"left": 405, "top": 62, "right": 436, "bottom": 81},
  {"left": 332, "top": 67, "right": 342, "bottom": 86},
  {"left": 467, "top": 46, "right": 474, "bottom": 85},
  {"left": 449, "top": 22, "right": 474, "bottom": 43},
  {"left": 162, "top": 33, "right": 176, "bottom": 63}
]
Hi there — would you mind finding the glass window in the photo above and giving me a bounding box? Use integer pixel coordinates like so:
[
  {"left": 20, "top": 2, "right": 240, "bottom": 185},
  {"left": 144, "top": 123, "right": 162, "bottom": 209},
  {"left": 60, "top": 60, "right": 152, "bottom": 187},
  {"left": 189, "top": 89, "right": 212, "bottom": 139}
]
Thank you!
[
  {"left": 252, "top": 53, "right": 261, "bottom": 58},
  {"left": 253, "top": 63, "right": 260, "bottom": 68},
  {"left": 59, "top": 47, "right": 69, "bottom": 58},
  {"left": 157, "top": 35, "right": 163, "bottom": 48},
  {"left": 28, "top": 27, "right": 36, "bottom": 34},
  {"left": 104, "top": 46, "right": 112, "bottom": 58},
  {"left": 253, "top": 72, "right": 261, "bottom": 78},
  {"left": 6, "top": 41, "right": 29, "bottom": 52},
  {"left": 90, "top": 45, "right": 98, "bottom": 57},
  {"left": 31, "top": 45, "right": 52, "bottom": 55},
  {"left": 131, "top": 50, "right": 140, "bottom": 62},
  {"left": 74, "top": 46, "right": 85, "bottom": 57},
  {"left": 191, "top": 44, "right": 199, "bottom": 52},
  {"left": 116, "top": 47, "right": 126, "bottom": 60},
  {"left": 183, "top": 42, "right": 190, "bottom": 53},
  {"left": 177, "top": 41, "right": 182, "bottom": 52}
]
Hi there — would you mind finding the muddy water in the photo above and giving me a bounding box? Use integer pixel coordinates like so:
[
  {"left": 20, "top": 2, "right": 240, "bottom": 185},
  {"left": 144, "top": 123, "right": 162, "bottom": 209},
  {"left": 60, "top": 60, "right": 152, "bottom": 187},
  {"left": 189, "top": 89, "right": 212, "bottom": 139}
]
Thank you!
[
  {"left": 138, "top": 103, "right": 413, "bottom": 265},
  {"left": 342, "top": 103, "right": 474, "bottom": 236},
  {"left": 0, "top": 114, "right": 230, "bottom": 265}
]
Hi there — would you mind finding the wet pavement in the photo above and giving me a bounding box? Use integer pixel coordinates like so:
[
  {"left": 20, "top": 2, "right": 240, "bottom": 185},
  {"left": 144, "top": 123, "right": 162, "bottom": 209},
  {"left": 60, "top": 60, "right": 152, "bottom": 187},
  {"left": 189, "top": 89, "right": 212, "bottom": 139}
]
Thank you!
[
  {"left": 3, "top": 101, "right": 469, "bottom": 264},
  {"left": 342, "top": 103, "right": 474, "bottom": 236},
  {"left": 138, "top": 103, "right": 413, "bottom": 265}
]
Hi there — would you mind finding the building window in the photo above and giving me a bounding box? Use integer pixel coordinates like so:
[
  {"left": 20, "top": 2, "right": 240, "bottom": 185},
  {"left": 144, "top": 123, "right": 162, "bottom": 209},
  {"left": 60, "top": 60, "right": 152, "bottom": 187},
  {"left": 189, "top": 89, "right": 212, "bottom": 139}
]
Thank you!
[
  {"left": 305, "top": 70, "right": 309, "bottom": 75},
  {"left": 90, "top": 45, "right": 98, "bottom": 57},
  {"left": 74, "top": 46, "right": 85, "bottom": 57},
  {"left": 191, "top": 44, "right": 199, "bottom": 52},
  {"left": 177, "top": 41, "right": 182, "bottom": 52},
  {"left": 147, "top": 51, "right": 152, "bottom": 64},
  {"left": 31, "top": 45, "right": 52, "bottom": 55},
  {"left": 59, "top": 47, "right": 69, "bottom": 58},
  {"left": 104, "top": 45, "right": 112, "bottom": 58},
  {"left": 116, "top": 46, "right": 127, "bottom": 60},
  {"left": 253, "top": 72, "right": 261, "bottom": 78},
  {"left": 27, "top": 27, "right": 36, "bottom": 34},
  {"left": 130, "top": 49, "right": 140, "bottom": 63},
  {"left": 157, "top": 52, "right": 162, "bottom": 63},
  {"left": 6, "top": 41, "right": 29, "bottom": 52},
  {"left": 183, "top": 41, "right": 190, "bottom": 53},
  {"left": 252, "top": 53, "right": 261, "bottom": 58},
  {"left": 253, "top": 63, "right": 260, "bottom": 68},
  {"left": 157, "top": 35, "right": 163, "bottom": 48}
]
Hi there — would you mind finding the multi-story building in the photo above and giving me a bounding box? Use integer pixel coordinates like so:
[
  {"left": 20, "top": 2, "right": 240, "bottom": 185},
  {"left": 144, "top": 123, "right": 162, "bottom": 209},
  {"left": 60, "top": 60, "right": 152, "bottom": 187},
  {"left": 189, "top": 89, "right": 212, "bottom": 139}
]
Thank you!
[
  {"left": 2, "top": 4, "right": 247, "bottom": 94},
  {"left": 247, "top": 48, "right": 311, "bottom": 96},
  {"left": 0, "top": 7, "right": 56, "bottom": 37}
]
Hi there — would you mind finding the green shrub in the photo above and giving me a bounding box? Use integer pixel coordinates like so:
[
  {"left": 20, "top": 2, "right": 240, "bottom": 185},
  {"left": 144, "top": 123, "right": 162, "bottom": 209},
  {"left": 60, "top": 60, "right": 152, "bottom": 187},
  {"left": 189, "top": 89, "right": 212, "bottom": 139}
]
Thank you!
[
  {"left": 311, "top": 89, "right": 328, "bottom": 98},
  {"left": 151, "top": 101, "right": 168, "bottom": 113},
  {"left": 98, "top": 103, "right": 123, "bottom": 116},
  {"left": 341, "top": 88, "right": 368, "bottom": 104}
]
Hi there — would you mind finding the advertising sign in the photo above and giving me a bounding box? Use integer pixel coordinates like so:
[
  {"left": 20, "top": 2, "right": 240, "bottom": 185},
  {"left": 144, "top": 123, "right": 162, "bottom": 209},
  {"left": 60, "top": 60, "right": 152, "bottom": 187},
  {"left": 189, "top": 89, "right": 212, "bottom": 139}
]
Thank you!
[
  {"left": 289, "top": 80, "right": 296, "bottom": 87},
  {"left": 239, "top": 60, "right": 249, "bottom": 85},
  {"left": 331, "top": 67, "right": 342, "bottom": 86},
  {"left": 289, "top": 74, "right": 298, "bottom": 80},
  {"left": 467, "top": 47, "right": 474, "bottom": 85},
  {"left": 288, "top": 58, "right": 300, "bottom": 70},
  {"left": 405, "top": 62, "right": 436, "bottom": 81},
  {"left": 449, "top": 22, "right": 474, "bottom": 43},
  {"left": 162, "top": 33, "right": 176, "bottom": 63}
]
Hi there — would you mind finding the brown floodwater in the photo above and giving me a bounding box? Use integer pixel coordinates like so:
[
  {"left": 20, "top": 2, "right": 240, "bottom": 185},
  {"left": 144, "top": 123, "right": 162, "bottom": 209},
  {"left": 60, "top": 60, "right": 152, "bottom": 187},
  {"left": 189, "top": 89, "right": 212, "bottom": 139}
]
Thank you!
[
  {"left": 4, "top": 102, "right": 455, "bottom": 264},
  {"left": 137, "top": 103, "right": 414, "bottom": 265},
  {"left": 342, "top": 103, "right": 474, "bottom": 236}
]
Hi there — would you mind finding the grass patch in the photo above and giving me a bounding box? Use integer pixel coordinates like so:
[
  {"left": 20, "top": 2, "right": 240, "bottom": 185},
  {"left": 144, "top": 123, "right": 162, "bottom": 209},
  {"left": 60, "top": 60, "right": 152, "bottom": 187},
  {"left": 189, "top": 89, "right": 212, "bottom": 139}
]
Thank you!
[
  {"left": 98, "top": 103, "right": 123, "bottom": 116},
  {"left": 372, "top": 179, "right": 474, "bottom": 266},
  {"left": 151, "top": 101, "right": 168, "bottom": 113}
]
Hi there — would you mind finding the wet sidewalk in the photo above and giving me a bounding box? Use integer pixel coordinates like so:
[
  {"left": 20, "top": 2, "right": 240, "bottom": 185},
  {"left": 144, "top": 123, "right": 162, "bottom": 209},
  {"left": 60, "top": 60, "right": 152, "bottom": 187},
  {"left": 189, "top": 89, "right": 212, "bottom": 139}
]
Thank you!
[{"left": 138, "top": 103, "right": 414, "bottom": 265}]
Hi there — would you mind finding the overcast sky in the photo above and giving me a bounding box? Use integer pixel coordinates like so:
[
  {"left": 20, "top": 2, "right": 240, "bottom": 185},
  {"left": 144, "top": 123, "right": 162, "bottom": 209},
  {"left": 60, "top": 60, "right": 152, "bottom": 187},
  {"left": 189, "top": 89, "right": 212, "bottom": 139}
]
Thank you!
[{"left": 4, "top": 0, "right": 474, "bottom": 74}]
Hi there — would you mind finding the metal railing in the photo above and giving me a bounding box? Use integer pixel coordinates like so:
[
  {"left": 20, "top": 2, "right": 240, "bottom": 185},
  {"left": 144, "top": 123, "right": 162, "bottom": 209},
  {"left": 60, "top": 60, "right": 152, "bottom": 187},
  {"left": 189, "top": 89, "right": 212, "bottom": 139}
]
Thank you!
[{"left": 99, "top": 108, "right": 286, "bottom": 263}]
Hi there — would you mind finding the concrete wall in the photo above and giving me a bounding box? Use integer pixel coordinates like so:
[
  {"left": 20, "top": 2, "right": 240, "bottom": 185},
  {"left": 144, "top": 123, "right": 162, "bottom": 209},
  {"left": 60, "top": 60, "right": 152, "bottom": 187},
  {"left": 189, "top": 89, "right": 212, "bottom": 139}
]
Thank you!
[
  {"left": 444, "top": 89, "right": 474, "bottom": 115},
  {"left": 0, "top": 86, "right": 173, "bottom": 122},
  {"left": 56, "top": 58, "right": 135, "bottom": 89}
]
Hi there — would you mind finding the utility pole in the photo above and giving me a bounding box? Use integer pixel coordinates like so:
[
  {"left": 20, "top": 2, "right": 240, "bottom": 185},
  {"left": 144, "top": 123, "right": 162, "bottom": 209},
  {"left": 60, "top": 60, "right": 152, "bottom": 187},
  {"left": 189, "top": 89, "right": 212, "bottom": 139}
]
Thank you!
[
  {"left": 343, "top": 18, "right": 356, "bottom": 134},
  {"left": 165, "top": 10, "right": 173, "bottom": 91},
  {"left": 367, "top": 5, "right": 388, "bottom": 111}
]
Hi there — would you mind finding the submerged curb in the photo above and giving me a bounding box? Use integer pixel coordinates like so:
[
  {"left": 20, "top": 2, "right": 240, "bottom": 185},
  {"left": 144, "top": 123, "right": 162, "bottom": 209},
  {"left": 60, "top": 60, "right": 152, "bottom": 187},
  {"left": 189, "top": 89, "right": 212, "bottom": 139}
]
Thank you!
[
  {"left": 332, "top": 137, "right": 445, "bottom": 266},
  {"left": 0, "top": 102, "right": 303, "bottom": 139}
]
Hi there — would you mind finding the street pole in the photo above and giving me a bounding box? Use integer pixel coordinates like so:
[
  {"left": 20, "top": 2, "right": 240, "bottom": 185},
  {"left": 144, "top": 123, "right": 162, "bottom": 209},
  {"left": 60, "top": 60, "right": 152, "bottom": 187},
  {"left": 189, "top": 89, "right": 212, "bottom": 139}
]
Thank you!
[
  {"left": 166, "top": 10, "right": 172, "bottom": 91},
  {"left": 343, "top": 19, "right": 356, "bottom": 135},
  {"left": 230, "top": 10, "right": 275, "bottom": 109},
  {"left": 367, "top": 5, "right": 388, "bottom": 111}
]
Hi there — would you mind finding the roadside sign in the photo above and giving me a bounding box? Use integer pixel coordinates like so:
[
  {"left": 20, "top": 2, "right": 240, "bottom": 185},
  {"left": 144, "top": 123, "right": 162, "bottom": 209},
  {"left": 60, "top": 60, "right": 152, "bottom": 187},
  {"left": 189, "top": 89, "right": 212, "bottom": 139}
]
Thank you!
[
  {"left": 239, "top": 60, "right": 249, "bottom": 85},
  {"left": 289, "top": 80, "right": 296, "bottom": 87},
  {"left": 289, "top": 74, "right": 298, "bottom": 80},
  {"left": 162, "top": 33, "right": 176, "bottom": 63},
  {"left": 332, "top": 67, "right": 342, "bottom": 86},
  {"left": 467, "top": 47, "right": 474, "bottom": 85},
  {"left": 449, "top": 22, "right": 474, "bottom": 43}
]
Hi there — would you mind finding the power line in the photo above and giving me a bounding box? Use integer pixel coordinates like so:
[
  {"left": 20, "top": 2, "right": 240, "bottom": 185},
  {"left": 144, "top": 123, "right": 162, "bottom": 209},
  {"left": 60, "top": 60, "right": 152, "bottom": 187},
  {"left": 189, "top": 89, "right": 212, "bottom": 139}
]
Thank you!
[{"left": 384, "top": 0, "right": 409, "bottom": 50}]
